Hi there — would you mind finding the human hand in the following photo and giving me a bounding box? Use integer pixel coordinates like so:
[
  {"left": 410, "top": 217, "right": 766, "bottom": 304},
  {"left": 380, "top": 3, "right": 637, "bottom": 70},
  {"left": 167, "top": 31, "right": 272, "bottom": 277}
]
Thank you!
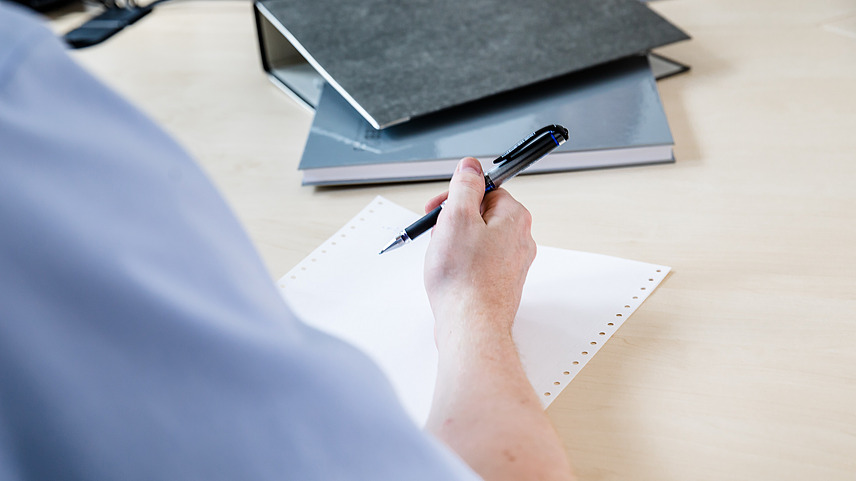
[{"left": 423, "top": 157, "right": 537, "bottom": 349}]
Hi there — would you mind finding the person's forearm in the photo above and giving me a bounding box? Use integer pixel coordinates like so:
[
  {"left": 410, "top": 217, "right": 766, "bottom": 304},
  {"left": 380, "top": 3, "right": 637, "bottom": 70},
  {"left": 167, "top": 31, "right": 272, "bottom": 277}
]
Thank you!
[
  {"left": 426, "top": 319, "right": 575, "bottom": 481},
  {"left": 422, "top": 158, "right": 572, "bottom": 479}
]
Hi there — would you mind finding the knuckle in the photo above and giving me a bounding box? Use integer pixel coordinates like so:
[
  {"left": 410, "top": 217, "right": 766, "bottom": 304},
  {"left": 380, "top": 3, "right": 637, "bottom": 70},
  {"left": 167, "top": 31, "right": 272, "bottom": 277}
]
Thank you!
[
  {"left": 519, "top": 206, "right": 532, "bottom": 226},
  {"left": 457, "top": 175, "right": 485, "bottom": 194}
]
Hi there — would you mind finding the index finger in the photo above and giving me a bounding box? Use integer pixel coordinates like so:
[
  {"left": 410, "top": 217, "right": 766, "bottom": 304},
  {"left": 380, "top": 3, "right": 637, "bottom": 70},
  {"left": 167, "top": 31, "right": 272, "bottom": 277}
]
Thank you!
[{"left": 425, "top": 191, "right": 449, "bottom": 213}]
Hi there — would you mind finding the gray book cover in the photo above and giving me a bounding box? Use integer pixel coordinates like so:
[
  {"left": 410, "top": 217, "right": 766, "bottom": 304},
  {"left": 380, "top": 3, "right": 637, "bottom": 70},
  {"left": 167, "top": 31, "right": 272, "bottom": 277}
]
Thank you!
[
  {"left": 257, "top": 0, "right": 689, "bottom": 129},
  {"left": 299, "top": 55, "right": 675, "bottom": 186}
]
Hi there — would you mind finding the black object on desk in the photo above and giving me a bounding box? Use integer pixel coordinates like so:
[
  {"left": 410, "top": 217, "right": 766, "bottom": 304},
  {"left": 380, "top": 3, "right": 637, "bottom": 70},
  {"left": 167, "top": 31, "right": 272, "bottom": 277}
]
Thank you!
[
  {"left": 10, "top": 0, "right": 76, "bottom": 13},
  {"left": 63, "top": 5, "right": 152, "bottom": 48}
]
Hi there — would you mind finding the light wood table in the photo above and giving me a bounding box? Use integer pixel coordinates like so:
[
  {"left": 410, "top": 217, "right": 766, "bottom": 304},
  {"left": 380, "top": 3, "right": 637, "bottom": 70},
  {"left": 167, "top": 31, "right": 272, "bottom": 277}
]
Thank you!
[{"left": 51, "top": 1, "right": 856, "bottom": 479}]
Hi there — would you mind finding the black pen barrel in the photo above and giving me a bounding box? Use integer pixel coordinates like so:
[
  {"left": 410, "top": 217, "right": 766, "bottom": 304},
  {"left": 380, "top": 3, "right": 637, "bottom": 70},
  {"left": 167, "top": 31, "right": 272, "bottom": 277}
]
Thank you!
[{"left": 404, "top": 204, "right": 443, "bottom": 240}]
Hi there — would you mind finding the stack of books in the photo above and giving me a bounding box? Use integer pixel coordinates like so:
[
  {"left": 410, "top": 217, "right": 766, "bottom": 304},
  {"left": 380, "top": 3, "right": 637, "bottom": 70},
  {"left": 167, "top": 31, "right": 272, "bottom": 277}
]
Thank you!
[{"left": 254, "top": 0, "right": 690, "bottom": 186}]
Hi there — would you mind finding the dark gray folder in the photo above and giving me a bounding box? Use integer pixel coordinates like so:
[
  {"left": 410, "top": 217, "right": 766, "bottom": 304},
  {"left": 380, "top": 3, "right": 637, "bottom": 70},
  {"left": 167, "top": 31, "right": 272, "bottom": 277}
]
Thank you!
[
  {"left": 299, "top": 56, "right": 675, "bottom": 186},
  {"left": 256, "top": 0, "right": 689, "bottom": 129}
]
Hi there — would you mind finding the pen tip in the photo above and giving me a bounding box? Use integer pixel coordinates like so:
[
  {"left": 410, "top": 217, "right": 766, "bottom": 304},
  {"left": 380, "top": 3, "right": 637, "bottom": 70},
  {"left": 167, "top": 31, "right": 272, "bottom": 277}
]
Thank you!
[{"left": 379, "top": 236, "right": 405, "bottom": 255}]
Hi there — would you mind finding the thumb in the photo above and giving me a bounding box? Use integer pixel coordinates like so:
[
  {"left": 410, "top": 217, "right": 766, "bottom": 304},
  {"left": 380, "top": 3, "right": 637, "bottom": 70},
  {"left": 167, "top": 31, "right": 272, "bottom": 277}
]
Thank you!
[{"left": 445, "top": 157, "right": 486, "bottom": 216}]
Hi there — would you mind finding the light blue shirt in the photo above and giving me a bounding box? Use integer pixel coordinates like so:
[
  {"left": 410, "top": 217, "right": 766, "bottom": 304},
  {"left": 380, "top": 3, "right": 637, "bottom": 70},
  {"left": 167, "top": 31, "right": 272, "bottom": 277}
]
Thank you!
[{"left": 0, "top": 3, "right": 480, "bottom": 479}]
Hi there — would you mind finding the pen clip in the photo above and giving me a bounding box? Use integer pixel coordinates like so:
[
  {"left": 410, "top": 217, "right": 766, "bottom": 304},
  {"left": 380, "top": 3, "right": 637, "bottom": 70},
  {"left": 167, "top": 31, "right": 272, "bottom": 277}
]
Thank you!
[{"left": 493, "top": 125, "right": 561, "bottom": 164}]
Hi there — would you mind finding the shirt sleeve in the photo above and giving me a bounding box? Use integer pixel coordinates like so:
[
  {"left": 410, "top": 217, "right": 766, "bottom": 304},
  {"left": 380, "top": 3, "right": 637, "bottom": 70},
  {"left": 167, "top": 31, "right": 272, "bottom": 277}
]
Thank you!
[{"left": 0, "top": 4, "right": 481, "bottom": 480}]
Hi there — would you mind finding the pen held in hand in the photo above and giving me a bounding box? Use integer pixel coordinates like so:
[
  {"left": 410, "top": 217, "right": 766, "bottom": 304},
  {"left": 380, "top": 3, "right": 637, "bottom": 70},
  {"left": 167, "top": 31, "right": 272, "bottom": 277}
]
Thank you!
[{"left": 379, "top": 124, "right": 569, "bottom": 255}]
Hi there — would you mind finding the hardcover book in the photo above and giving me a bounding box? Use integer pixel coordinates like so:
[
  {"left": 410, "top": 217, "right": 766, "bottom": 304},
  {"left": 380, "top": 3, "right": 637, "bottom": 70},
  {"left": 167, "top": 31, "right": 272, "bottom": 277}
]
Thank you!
[{"left": 298, "top": 56, "right": 675, "bottom": 186}]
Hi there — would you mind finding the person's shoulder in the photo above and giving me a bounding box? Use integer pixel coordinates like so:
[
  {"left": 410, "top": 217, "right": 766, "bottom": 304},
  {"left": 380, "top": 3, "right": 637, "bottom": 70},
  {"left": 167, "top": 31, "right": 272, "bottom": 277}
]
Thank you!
[
  {"left": 0, "top": 0, "right": 51, "bottom": 37},
  {"left": 0, "top": 1, "right": 57, "bottom": 82}
]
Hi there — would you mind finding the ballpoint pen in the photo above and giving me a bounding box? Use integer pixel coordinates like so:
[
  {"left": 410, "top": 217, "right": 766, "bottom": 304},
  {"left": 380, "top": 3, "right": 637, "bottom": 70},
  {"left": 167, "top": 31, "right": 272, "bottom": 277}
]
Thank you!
[{"left": 379, "top": 124, "right": 569, "bottom": 254}]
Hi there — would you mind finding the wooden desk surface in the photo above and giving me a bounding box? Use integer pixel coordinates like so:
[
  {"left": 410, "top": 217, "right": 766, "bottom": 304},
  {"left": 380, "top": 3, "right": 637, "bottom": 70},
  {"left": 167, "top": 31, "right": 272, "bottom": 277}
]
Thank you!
[{"left": 52, "top": 1, "right": 856, "bottom": 479}]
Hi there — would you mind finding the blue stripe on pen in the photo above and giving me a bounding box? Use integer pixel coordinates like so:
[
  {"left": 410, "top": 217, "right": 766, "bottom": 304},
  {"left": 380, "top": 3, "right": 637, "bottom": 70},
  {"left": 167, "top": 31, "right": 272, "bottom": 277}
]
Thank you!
[{"left": 550, "top": 132, "right": 560, "bottom": 146}]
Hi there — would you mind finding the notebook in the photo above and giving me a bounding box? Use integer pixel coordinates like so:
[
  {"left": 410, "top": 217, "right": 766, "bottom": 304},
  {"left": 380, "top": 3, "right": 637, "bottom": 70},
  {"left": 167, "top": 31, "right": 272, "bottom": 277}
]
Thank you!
[
  {"left": 277, "top": 197, "right": 670, "bottom": 425},
  {"left": 298, "top": 56, "right": 675, "bottom": 186},
  {"left": 255, "top": 0, "right": 689, "bottom": 128}
]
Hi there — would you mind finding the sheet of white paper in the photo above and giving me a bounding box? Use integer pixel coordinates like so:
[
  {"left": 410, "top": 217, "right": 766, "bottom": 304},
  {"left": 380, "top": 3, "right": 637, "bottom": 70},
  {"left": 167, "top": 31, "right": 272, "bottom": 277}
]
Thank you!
[{"left": 278, "top": 196, "right": 670, "bottom": 425}]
